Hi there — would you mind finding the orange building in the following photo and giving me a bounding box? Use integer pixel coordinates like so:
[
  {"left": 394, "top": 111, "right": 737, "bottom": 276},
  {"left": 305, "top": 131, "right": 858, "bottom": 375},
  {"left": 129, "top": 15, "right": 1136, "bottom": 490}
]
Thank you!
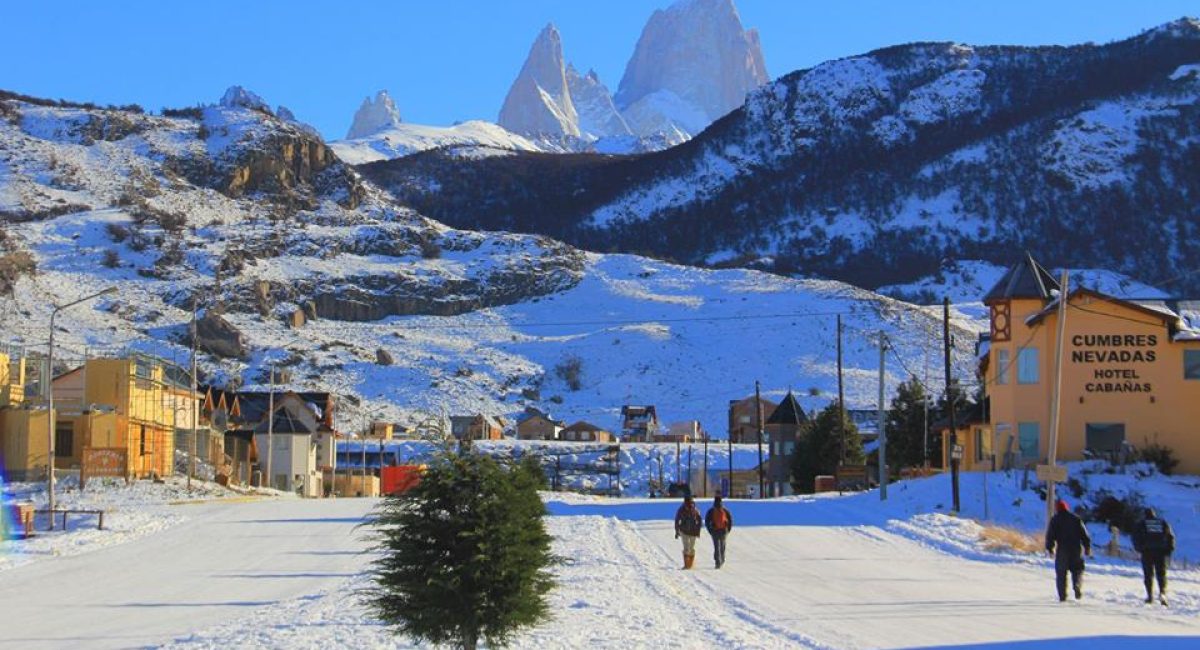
[{"left": 962, "top": 255, "right": 1200, "bottom": 473}]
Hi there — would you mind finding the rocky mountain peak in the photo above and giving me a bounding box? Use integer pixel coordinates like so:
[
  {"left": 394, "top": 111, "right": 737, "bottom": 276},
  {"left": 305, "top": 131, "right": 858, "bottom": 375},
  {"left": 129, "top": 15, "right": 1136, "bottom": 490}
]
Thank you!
[
  {"left": 498, "top": 23, "right": 580, "bottom": 138},
  {"left": 219, "top": 85, "right": 271, "bottom": 113},
  {"left": 566, "top": 64, "right": 632, "bottom": 138},
  {"left": 346, "top": 90, "right": 403, "bottom": 140},
  {"left": 615, "top": 0, "right": 768, "bottom": 136}
]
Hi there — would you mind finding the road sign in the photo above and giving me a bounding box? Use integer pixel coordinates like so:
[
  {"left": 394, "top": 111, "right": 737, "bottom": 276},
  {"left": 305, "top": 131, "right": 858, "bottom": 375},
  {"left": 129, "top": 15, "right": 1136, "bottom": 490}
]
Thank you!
[
  {"left": 1036, "top": 464, "right": 1068, "bottom": 483},
  {"left": 950, "top": 444, "right": 964, "bottom": 461}
]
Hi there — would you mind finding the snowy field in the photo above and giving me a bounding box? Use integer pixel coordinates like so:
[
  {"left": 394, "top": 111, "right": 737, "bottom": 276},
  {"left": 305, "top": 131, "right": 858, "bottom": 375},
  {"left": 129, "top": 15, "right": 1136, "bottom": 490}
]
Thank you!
[{"left": 4, "top": 466, "right": 1200, "bottom": 649}]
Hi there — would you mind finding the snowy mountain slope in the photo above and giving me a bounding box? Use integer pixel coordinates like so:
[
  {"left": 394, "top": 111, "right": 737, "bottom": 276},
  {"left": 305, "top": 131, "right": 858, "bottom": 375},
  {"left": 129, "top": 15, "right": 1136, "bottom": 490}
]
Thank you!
[
  {"left": 329, "top": 121, "right": 544, "bottom": 164},
  {"left": 0, "top": 90, "right": 980, "bottom": 435},
  {"left": 497, "top": 23, "right": 580, "bottom": 139},
  {"left": 376, "top": 20, "right": 1200, "bottom": 295}
]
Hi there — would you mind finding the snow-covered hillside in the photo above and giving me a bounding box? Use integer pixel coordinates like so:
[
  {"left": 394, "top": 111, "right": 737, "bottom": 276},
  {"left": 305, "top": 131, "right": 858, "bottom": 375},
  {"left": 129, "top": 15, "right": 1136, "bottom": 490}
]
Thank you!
[{"left": 0, "top": 92, "right": 980, "bottom": 435}]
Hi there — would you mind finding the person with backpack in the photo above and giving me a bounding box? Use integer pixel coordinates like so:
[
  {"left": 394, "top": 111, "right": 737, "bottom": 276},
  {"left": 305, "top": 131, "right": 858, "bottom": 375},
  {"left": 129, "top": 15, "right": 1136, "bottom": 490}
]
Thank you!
[
  {"left": 704, "top": 495, "right": 734, "bottom": 569},
  {"left": 1132, "top": 507, "right": 1176, "bottom": 605},
  {"left": 1045, "top": 499, "right": 1092, "bottom": 602},
  {"left": 674, "top": 495, "right": 703, "bottom": 569}
]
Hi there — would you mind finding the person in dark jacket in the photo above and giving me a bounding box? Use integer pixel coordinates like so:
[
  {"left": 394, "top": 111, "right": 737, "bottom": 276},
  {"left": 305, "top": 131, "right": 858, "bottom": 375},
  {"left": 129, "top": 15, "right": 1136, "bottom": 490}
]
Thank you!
[
  {"left": 1132, "top": 507, "right": 1176, "bottom": 605},
  {"left": 674, "top": 496, "right": 703, "bottom": 570},
  {"left": 1045, "top": 499, "right": 1092, "bottom": 601},
  {"left": 704, "top": 495, "right": 734, "bottom": 569}
]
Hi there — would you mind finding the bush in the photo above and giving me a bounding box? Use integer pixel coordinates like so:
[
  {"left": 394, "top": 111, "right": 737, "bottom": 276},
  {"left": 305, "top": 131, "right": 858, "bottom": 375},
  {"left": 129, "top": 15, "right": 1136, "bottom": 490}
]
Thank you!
[
  {"left": 1084, "top": 489, "right": 1146, "bottom": 534},
  {"left": 105, "top": 222, "right": 130, "bottom": 242},
  {"left": 1138, "top": 440, "right": 1179, "bottom": 476},
  {"left": 161, "top": 106, "right": 204, "bottom": 120},
  {"left": 419, "top": 237, "right": 441, "bottom": 260},
  {"left": 101, "top": 249, "right": 120, "bottom": 268},
  {"left": 0, "top": 250, "right": 37, "bottom": 295},
  {"left": 365, "top": 451, "right": 556, "bottom": 650},
  {"left": 554, "top": 355, "right": 583, "bottom": 391}
]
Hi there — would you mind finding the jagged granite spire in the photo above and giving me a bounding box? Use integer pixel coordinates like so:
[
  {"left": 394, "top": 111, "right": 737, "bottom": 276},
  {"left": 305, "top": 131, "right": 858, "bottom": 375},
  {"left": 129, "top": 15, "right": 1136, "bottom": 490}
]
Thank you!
[
  {"left": 346, "top": 90, "right": 403, "bottom": 140},
  {"left": 498, "top": 23, "right": 580, "bottom": 138},
  {"left": 615, "top": 0, "right": 768, "bottom": 136}
]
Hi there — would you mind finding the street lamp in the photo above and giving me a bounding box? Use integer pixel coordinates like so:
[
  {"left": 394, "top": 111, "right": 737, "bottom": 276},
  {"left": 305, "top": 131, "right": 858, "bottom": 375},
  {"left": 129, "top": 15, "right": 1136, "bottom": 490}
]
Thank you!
[{"left": 47, "top": 286, "right": 117, "bottom": 529}]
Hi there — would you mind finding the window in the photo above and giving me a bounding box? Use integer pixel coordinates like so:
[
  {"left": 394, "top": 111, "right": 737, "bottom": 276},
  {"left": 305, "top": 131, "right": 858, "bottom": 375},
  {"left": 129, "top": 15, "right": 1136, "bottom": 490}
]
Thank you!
[
  {"left": 784, "top": 441, "right": 795, "bottom": 455},
  {"left": 738, "top": 415, "right": 751, "bottom": 424},
  {"left": 1018, "top": 422, "right": 1039, "bottom": 459},
  {"left": 996, "top": 349, "right": 1010, "bottom": 385},
  {"left": 1017, "top": 347, "right": 1039, "bottom": 384},
  {"left": 1185, "top": 350, "right": 1200, "bottom": 380},
  {"left": 1085, "top": 423, "right": 1125, "bottom": 454},
  {"left": 55, "top": 424, "right": 73, "bottom": 458},
  {"left": 139, "top": 425, "right": 147, "bottom": 456},
  {"left": 974, "top": 427, "right": 988, "bottom": 463}
]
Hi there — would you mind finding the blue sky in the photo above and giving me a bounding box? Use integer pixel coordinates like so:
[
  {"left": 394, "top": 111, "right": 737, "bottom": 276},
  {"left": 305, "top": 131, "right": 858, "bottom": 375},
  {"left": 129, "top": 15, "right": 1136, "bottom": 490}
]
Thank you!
[{"left": 4, "top": 1, "right": 1195, "bottom": 139}]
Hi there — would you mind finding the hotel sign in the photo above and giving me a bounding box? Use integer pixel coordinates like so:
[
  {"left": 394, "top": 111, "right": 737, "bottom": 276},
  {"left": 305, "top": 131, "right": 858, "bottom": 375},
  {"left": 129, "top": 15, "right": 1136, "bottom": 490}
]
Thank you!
[{"left": 1071, "top": 334, "right": 1156, "bottom": 393}]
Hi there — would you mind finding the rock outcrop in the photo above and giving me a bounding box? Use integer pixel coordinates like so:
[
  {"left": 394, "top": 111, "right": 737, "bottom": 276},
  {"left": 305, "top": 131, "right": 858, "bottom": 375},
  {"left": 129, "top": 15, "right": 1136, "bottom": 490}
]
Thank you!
[
  {"left": 498, "top": 24, "right": 580, "bottom": 138},
  {"left": 192, "top": 311, "right": 249, "bottom": 360},
  {"left": 219, "top": 86, "right": 272, "bottom": 113},
  {"left": 346, "top": 90, "right": 403, "bottom": 139},
  {"left": 615, "top": 0, "right": 768, "bottom": 135}
]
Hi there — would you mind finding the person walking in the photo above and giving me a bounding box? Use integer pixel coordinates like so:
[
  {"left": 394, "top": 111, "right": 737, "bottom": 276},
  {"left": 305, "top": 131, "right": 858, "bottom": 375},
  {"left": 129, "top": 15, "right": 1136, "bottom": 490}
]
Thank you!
[
  {"left": 1045, "top": 499, "right": 1092, "bottom": 602},
  {"left": 674, "top": 495, "right": 703, "bottom": 569},
  {"left": 1132, "top": 507, "right": 1175, "bottom": 605},
  {"left": 704, "top": 495, "right": 734, "bottom": 569}
]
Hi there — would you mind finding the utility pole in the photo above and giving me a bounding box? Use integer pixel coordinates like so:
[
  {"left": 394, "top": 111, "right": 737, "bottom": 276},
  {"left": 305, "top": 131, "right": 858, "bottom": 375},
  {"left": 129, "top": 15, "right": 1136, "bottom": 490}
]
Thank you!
[
  {"left": 726, "top": 433, "right": 732, "bottom": 498},
  {"left": 923, "top": 333, "right": 930, "bottom": 467},
  {"left": 943, "top": 297, "right": 961, "bottom": 513},
  {"left": 878, "top": 331, "right": 888, "bottom": 501},
  {"left": 188, "top": 300, "right": 198, "bottom": 492},
  {"left": 675, "top": 437, "right": 681, "bottom": 484},
  {"left": 703, "top": 433, "right": 709, "bottom": 497},
  {"left": 755, "top": 380, "right": 765, "bottom": 499},
  {"left": 837, "top": 315, "right": 846, "bottom": 465},
  {"left": 266, "top": 365, "right": 274, "bottom": 490},
  {"left": 1046, "top": 271, "right": 1070, "bottom": 526}
]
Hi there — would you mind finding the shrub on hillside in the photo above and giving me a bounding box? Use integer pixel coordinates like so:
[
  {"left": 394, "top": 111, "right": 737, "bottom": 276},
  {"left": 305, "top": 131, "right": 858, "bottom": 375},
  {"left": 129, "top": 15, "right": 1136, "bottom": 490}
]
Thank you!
[
  {"left": 554, "top": 355, "right": 583, "bottom": 391},
  {"left": 0, "top": 250, "right": 36, "bottom": 296}
]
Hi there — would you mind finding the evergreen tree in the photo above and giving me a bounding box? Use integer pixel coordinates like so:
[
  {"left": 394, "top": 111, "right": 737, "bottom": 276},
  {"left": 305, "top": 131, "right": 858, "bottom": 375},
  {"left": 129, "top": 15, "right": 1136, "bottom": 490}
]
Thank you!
[
  {"left": 790, "top": 401, "right": 864, "bottom": 494},
  {"left": 365, "top": 451, "right": 556, "bottom": 650},
  {"left": 884, "top": 376, "right": 934, "bottom": 474}
]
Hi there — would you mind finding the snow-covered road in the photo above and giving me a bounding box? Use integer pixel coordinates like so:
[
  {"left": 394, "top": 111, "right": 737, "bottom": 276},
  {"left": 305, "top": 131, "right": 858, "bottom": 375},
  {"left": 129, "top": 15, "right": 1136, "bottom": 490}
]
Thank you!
[
  {"left": 5, "top": 493, "right": 1200, "bottom": 649},
  {"left": 0, "top": 497, "right": 374, "bottom": 649},
  {"left": 636, "top": 519, "right": 1200, "bottom": 649}
]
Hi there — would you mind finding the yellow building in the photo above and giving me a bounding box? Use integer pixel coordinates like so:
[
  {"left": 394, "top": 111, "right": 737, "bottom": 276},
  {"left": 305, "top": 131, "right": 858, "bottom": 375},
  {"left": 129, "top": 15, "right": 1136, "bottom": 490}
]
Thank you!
[
  {"left": 0, "top": 352, "right": 198, "bottom": 480},
  {"left": 969, "top": 255, "right": 1200, "bottom": 473}
]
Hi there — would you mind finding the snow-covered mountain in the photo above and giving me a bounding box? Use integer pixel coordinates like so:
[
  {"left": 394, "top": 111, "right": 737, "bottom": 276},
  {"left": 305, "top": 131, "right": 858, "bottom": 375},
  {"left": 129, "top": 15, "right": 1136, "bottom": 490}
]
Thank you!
[
  {"left": 345, "top": 90, "right": 402, "bottom": 140},
  {"left": 374, "top": 19, "right": 1200, "bottom": 295},
  {"left": 615, "top": 0, "right": 768, "bottom": 137},
  {"left": 330, "top": 121, "right": 544, "bottom": 164},
  {"left": 0, "top": 87, "right": 980, "bottom": 432}
]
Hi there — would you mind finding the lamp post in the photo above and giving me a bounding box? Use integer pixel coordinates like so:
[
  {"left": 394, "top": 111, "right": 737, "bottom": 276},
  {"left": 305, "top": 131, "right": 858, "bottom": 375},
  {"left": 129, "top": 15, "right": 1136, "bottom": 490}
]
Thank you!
[{"left": 47, "top": 286, "right": 117, "bottom": 529}]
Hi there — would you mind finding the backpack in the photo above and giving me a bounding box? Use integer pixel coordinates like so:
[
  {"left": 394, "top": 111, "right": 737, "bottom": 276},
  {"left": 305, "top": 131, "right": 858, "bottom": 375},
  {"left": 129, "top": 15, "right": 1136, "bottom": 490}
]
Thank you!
[{"left": 712, "top": 507, "right": 728, "bottom": 531}]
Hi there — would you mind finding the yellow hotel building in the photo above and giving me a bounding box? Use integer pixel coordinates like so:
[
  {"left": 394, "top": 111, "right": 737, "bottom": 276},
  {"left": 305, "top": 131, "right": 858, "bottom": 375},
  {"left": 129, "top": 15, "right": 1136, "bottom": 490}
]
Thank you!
[{"left": 956, "top": 255, "right": 1200, "bottom": 474}]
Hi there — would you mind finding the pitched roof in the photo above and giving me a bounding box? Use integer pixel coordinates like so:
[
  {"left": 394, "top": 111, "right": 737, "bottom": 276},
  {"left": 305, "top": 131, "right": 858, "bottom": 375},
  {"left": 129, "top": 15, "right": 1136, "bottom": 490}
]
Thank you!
[
  {"left": 254, "top": 400, "right": 319, "bottom": 435},
  {"left": 983, "top": 253, "right": 1059, "bottom": 304},
  {"left": 563, "top": 420, "right": 608, "bottom": 433},
  {"left": 766, "top": 391, "right": 807, "bottom": 425}
]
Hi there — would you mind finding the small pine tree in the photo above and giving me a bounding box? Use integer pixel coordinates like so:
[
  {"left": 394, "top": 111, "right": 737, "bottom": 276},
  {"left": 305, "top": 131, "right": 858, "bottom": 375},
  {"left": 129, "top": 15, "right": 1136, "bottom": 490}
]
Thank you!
[
  {"left": 365, "top": 451, "right": 556, "bottom": 649},
  {"left": 884, "top": 376, "right": 933, "bottom": 474},
  {"left": 790, "top": 400, "right": 864, "bottom": 493}
]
